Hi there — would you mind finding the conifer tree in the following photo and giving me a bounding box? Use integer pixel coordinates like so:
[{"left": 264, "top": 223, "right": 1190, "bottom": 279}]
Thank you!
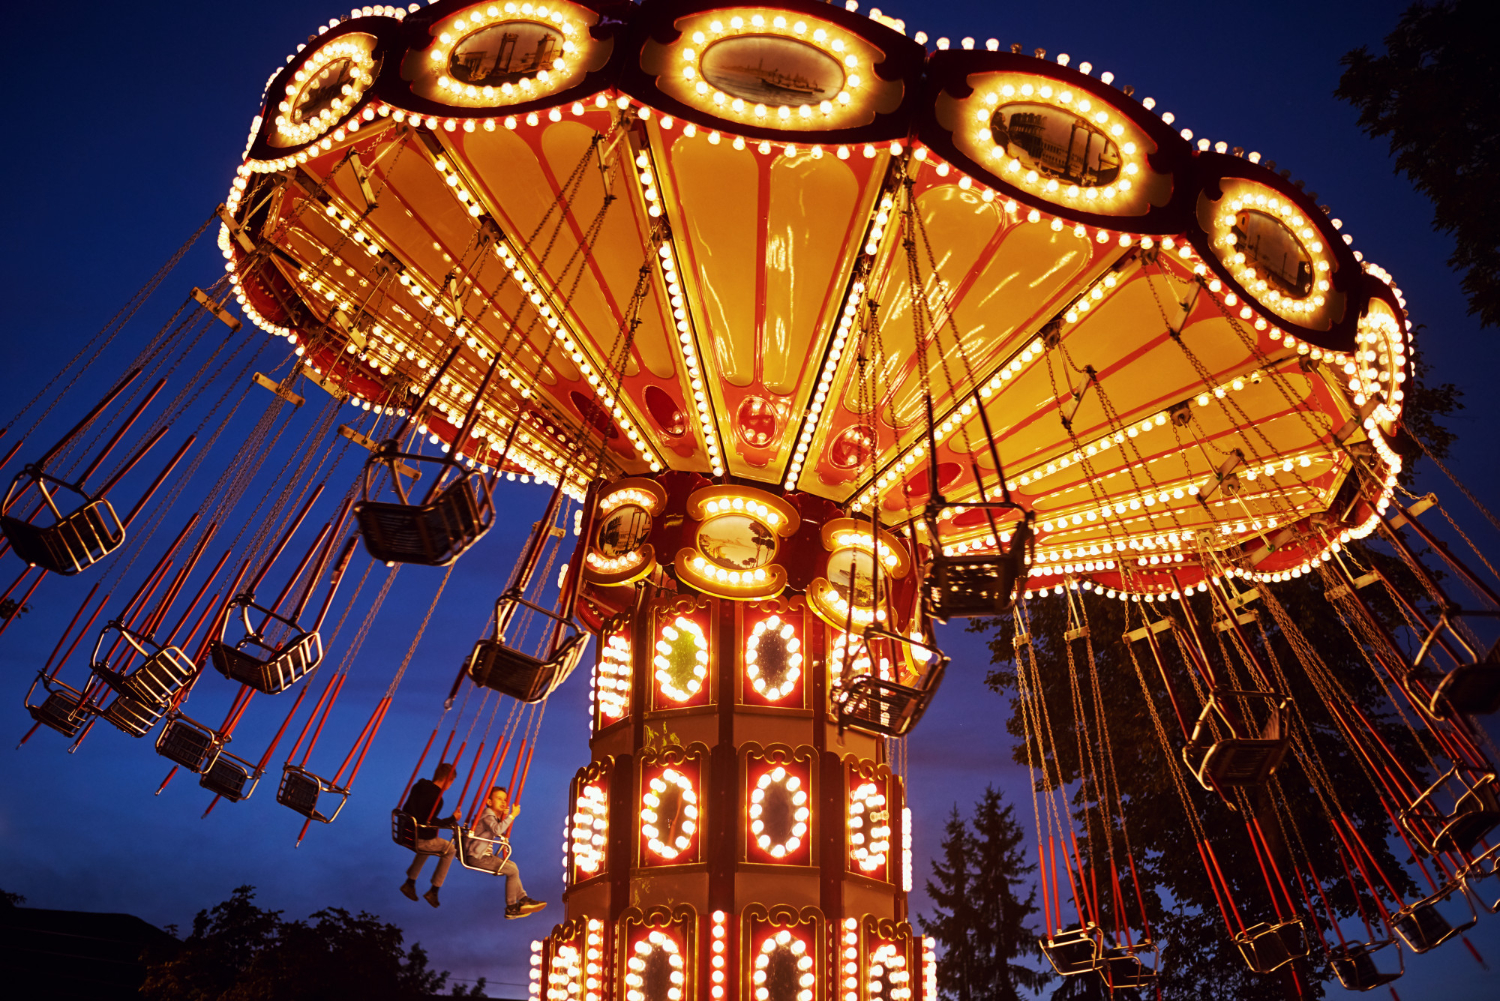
[{"left": 922, "top": 789, "right": 1050, "bottom": 1001}]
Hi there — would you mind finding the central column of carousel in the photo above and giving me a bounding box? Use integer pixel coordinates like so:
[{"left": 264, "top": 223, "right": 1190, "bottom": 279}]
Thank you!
[{"left": 532, "top": 474, "right": 934, "bottom": 1001}]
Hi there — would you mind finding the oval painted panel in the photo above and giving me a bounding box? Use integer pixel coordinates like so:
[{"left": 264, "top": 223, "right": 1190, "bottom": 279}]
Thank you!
[
  {"left": 697, "top": 514, "right": 777, "bottom": 570},
  {"left": 450, "top": 21, "right": 564, "bottom": 86},
  {"left": 700, "top": 35, "right": 843, "bottom": 105},
  {"left": 827, "top": 548, "right": 880, "bottom": 607},
  {"left": 990, "top": 102, "right": 1122, "bottom": 187},
  {"left": 1233, "top": 209, "right": 1314, "bottom": 299},
  {"left": 597, "top": 505, "right": 651, "bottom": 558},
  {"left": 294, "top": 58, "right": 355, "bottom": 124}
]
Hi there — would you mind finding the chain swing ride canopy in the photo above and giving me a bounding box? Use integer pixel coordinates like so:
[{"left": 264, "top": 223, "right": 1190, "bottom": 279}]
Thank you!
[
  {"left": 17, "top": 0, "right": 1496, "bottom": 999},
  {"left": 229, "top": 0, "right": 1410, "bottom": 603}
]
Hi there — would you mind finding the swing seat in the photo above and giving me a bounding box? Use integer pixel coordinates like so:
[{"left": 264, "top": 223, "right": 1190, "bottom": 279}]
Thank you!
[
  {"left": 98, "top": 692, "right": 163, "bottom": 737},
  {"left": 1188, "top": 736, "right": 1290, "bottom": 788},
  {"left": 200, "top": 750, "right": 259, "bottom": 802},
  {"left": 1039, "top": 926, "right": 1101, "bottom": 976},
  {"left": 468, "top": 633, "right": 587, "bottom": 703},
  {"left": 1100, "top": 945, "right": 1155, "bottom": 990},
  {"left": 1233, "top": 918, "right": 1307, "bottom": 973},
  {"left": 1329, "top": 939, "right": 1403, "bottom": 991},
  {"left": 91, "top": 621, "right": 196, "bottom": 705},
  {"left": 355, "top": 469, "right": 493, "bottom": 567},
  {"left": 209, "top": 630, "right": 322, "bottom": 695},
  {"left": 392, "top": 809, "right": 457, "bottom": 852},
  {"left": 1400, "top": 766, "right": 1500, "bottom": 856},
  {"left": 277, "top": 763, "right": 348, "bottom": 824},
  {"left": 25, "top": 676, "right": 88, "bottom": 737},
  {"left": 455, "top": 825, "right": 514, "bottom": 871},
  {"left": 922, "top": 518, "right": 1033, "bottom": 621},
  {"left": 1429, "top": 659, "right": 1500, "bottom": 718},
  {"left": 467, "top": 591, "right": 587, "bottom": 702},
  {"left": 832, "top": 673, "right": 939, "bottom": 737},
  {"left": 1183, "top": 690, "right": 1289, "bottom": 792},
  {"left": 155, "top": 716, "right": 221, "bottom": 773},
  {"left": 1393, "top": 893, "right": 1474, "bottom": 953},
  {"left": 1, "top": 498, "right": 124, "bottom": 576}
]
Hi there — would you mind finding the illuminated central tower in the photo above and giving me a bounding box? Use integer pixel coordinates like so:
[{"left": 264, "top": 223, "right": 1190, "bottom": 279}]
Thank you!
[{"left": 534, "top": 474, "right": 935, "bottom": 1001}]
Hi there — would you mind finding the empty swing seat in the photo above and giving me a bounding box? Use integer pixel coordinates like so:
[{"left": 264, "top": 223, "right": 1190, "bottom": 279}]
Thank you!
[
  {"left": 467, "top": 591, "right": 587, "bottom": 703},
  {"left": 1329, "top": 940, "right": 1403, "bottom": 991},
  {"left": 200, "top": 750, "right": 259, "bottom": 802},
  {"left": 210, "top": 630, "right": 322, "bottom": 695},
  {"left": 99, "top": 692, "right": 164, "bottom": 737},
  {"left": 1039, "top": 926, "right": 1101, "bottom": 976},
  {"left": 1394, "top": 889, "right": 1476, "bottom": 953},
  {"left": 25, "top": 676, "right": 88, "bottom": 738},
  {"left": 92, "top": 622, "right": 197, "bottom": 706},
  {"left": 923, "top": 519, "right": 1033, "bottom": 620},
  {"left": 1183, "top": 690, "right": 1289, "bottom": 792},
  {"left": 1234, "top": 918, "right": 1308, "bottom": 974},
  {"left": 155, "top": 716, "right": 221, "bottom": 773},
  {"left": 1429, "top": 657, "right": 1500, "bottom": 718},
  {"left": 1101, "top": 945, "right": 1156, "bottom": 990},
  {"left": 277, "top": 764, "right": 349, "bottom": 824},
  {"left": 1, "top": 498, "right": 124, "bottom": 576},
  {"left": 355, "top": 472, "right": 492, "bottom": 567},
  {"left": 468, "top": 632, "right": 586, "bottom": 703},
  {"left": 1401, "top": 767, "right": 1500, "bottom": 856},
  {"left": 833, "top": 673, "right": 939, "bottom": 738}
]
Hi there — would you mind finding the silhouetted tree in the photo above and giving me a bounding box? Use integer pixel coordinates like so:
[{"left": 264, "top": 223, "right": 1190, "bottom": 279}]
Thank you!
[
  {"left": 1338, "top": 0, "right": 1500, "bottom": 327},
  {"left": 140, "top": 885, "right": 485, "bottom": 1000},
  {"left": 922, "top": 788, "right": 1050, "bottom": 1001}
]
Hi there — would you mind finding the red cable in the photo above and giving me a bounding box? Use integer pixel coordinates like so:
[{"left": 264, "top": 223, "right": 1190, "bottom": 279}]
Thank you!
[
  {"left": 288, "top": 673, "right": 339, "bottom": 764},
  {"left": 299, "top": 674, "right": 346, "bottom": 767},
  {"left": 401, "top": 726, "right": 441, "bottom": 805}
]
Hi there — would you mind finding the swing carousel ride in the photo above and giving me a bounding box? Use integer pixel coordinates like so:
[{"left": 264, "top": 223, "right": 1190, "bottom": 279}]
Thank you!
[{"left": 6, "top": 0, "right": 1500, "bottom": 996}]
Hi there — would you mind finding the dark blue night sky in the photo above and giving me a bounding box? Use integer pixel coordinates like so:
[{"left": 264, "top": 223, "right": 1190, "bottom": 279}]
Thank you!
[{"left": 2, "top": 2, "right": 1498, "bottom": 998}]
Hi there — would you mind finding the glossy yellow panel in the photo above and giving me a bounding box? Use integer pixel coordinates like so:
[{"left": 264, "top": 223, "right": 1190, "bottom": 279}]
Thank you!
[
  {"left": 762, "top": 152, "right": 859, "bottom": 395},
  {"left": 538, "top": 122, "right": 675, "bottom": 382},
  {"left": 671, "top": 136, "right": 760, "bottom": 388}
]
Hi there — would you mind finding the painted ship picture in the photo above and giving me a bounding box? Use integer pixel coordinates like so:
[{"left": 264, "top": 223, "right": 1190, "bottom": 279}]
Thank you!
[{"left": 700, "top": 35, "right": 843, "bottom": 105}]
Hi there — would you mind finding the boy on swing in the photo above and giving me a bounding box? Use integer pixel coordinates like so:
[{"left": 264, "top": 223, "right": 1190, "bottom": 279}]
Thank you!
[
  {"left": 467, "top": 785, "right": 547, "bottom": 919},
  {"left": 399, "top": 762, "right": 459, "bottom": 908}
]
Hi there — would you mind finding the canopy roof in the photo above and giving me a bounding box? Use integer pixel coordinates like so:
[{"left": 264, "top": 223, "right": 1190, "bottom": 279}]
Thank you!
[{"left": 224, "top": 0, "right": 1412, "bottom": 596}]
